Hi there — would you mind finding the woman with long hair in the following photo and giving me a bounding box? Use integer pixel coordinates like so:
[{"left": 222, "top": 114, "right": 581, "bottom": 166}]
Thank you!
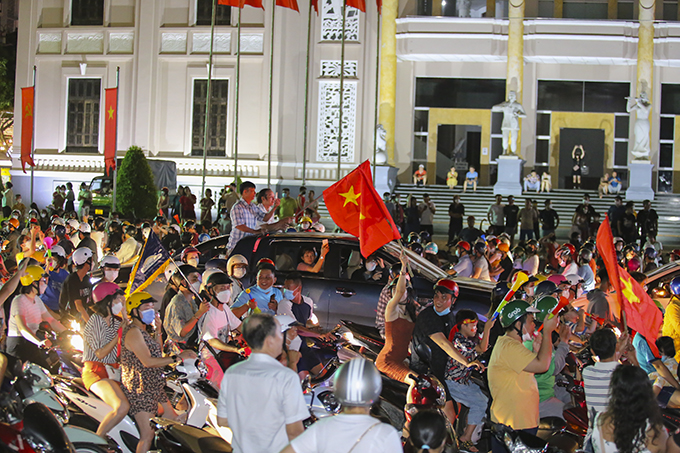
[{"left": 593, "top": 365, "right": 667, "bottom": 453}]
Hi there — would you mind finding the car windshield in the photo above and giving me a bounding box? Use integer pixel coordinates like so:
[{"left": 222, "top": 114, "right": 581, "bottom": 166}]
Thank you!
[{"left": 90, "top": 178, "right": 112, "bottom": 194}]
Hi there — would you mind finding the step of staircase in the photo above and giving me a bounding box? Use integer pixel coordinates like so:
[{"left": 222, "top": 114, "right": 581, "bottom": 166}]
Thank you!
[{"left": 315, "top": 185, "right": 680, "bottom": 248}]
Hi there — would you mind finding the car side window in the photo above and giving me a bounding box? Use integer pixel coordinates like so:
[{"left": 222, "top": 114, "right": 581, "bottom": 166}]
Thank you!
[
  {"left": 272, "top": 241, "right": 324, "bottom": 274},
  {"left": 336, "top": 245, "right": 395, "bottom": 281}
]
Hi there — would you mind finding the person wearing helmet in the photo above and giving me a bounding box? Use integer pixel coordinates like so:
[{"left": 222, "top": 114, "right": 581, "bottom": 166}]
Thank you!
[
  {"left": 115, "top": 225, "right": 141, "bottom": 265},
  {"left": 41, "top": 245, "right": 70, "bottom": 317},
  {"left": 82, "top": 282, "right": 128, "bottom": 437},
  {"left": 662, "top": 276, "right": 680, "bottom": 363},
  {"left": 59, "top": 247, "right": 94, "bottom": 323},
  {"left": 297, "top": 215, "right": 313, "bottom": 232},
  {"left": 556, "top": 244, "right": 578, "bottom": 276},
  {"left": 490, "top": 242, "right": 513, "bottom": 282},
  {"left": 412, "top": 278, "right": 478, "bottom": 423},
  {"left": 164, "top": 264, "right": 208, "bottom": 346},
  {"left": 280, "top": 358, "right": 402, "bottom": 453},
  {"left": 488, "top": 300, "right": 558, "bottom": 452},
  {"left": 297, "top": 244, "right": 329, "bottom": 274},
  {"left": 53, "top": 223, "right": 75, "bottom": 257},
  {"left": 90, "top": 217, "right": 107, "bottom": 260},
  {"left": 121, "top": 291, "right": 195, "bottom": 453},
  {"left": 233, "top": 258, "right": 283, "bottom": 316},
  {"left": 226, "top": 254, "right": 249, "bottom": 305},
  {"left": 198, "top": 271, "right": 245, "bottom": 387},
  {"left": 471, "top": 241, "right": 492, "bottom": 281},
  {"left": 161, "top": 223, "right": 182, "bottom": 253},
  {"left": 6, "top": 264, "right": 65, "bottom": 372},
  {"left": 99, "top": 255, "right": 121, "bottom": 283},
  {"left": 576, "top": 247, "right": 595, "bottom": 292},
  {"left": 449, "top": 241, "right": 473, "bottom": 278},
  {"left": 216, "top": 313, "right": 308, "bottom": 452},
  {"left": 522, "top": 239, "right": 540, "bottom": 276},
  {"left": 181, "top": 246, "right": 200, "bottom": 268},
  {"left": 76, "top": 222, "right": 98, "bottom": 265}
]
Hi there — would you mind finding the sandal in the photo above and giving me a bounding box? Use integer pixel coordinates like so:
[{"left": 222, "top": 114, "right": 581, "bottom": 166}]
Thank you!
[{"left": 459, "top": 440, "right": 479, "bottom": 452}]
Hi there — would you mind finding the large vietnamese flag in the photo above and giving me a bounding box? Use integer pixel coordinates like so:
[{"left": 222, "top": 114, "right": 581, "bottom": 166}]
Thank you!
[
  {"left": 104, "top": 88, "right": 117, "bottom": 176},
  {"left": 596, "top": 216, "right": 663, "bottom": 357},
  {"left": 20, "top": 87, "right": 35, "bottom": 174},
  {"left": 323, "top": 160, "right": 401, "bottom": 258}
]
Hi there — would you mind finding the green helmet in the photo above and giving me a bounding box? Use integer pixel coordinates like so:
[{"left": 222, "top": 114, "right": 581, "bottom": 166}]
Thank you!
[
  {"left": 532, "top": 296, "right": 559, "bottom": 323},
  {"left": 499, "top": 299, "right": 539, "bottom": 328}
]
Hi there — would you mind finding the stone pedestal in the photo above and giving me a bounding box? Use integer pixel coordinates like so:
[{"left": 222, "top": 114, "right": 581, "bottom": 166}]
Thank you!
[
  {"left": 493, "top": 155, "right": 523, "bottom": 196},
  {"left": 625, "top": 161, "right": 655, "bottom": 201},
  {"left": 371, "top": 164, "right": 398, "bottom": 196}
]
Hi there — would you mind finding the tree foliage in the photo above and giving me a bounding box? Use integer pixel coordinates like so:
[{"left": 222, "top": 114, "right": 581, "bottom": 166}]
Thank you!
[{"left": 116, "top": 146, "right": 158, "bottom": 219}]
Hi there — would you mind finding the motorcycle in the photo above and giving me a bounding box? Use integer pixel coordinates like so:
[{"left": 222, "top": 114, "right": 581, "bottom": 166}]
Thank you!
[
  {"left": 0, "top": 402, "right": 75, "bottom": 453},
  {"left": 150, "top": 417, "right": 231, "bottom": 453}
]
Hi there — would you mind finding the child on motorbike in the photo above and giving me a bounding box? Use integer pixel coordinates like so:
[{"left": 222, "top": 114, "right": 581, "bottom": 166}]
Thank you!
[{"left": 444, "top": 309, "right": 494, "bottom": 452}]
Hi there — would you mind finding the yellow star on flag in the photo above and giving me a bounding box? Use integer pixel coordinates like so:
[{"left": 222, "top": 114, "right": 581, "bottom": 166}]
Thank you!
[
  {"left": 108, "top": 106, "right": 115, "bottom": 120},
  {"left": 621, "top": 277, "right": 640, "bottom": 304},
  {"left": 339, "top": 186, "right": 361, "bottom": 207},
  {"left": 24, "top": 104, "right": 32, "bottom": 118}
]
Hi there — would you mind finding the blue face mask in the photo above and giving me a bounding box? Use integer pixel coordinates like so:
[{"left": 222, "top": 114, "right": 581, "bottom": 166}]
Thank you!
[
  {"left": 435, "top": 306, "right": 451, "bottom": 317},
  {"left": 283, "top": 289, "right": 295, "bottom": 300},
  {"left": 140, "top": 309, "right": 155, "bottom": 325}
]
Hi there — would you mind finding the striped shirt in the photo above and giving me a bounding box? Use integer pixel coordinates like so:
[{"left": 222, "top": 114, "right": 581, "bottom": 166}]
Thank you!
[
  {"left": 83, "top": 314, "right": 121, "bottom": 364},
  {"left": 582, "top": 361, "right": 619, "bottom": 416}
]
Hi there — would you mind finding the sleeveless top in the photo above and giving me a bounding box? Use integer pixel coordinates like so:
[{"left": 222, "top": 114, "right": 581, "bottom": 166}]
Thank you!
[
  {"left": 121, "top": 324, "right": 164, "bottom": 396},
  {"left": 591, "top": 413, "right": 653, "bottom": 453}
]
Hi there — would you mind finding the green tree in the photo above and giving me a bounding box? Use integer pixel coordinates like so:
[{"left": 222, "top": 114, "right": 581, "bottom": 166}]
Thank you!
[{"left": 116, "top": 146, "right": 158, "bottom": 219}]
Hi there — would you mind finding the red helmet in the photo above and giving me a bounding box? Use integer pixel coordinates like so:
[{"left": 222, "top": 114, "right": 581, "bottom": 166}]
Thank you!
[
  {"left": 433, "top": 278, "right": 459, "bottom": 298},
  {"left": 456, "top": 241, "right": 471, "bottom": 252},
  {"left": 92, "top": 281, "right": 122, "bottom": 303},
  {"left": 555, "top": 243, "right": 576, "bottom": 260},
  {"left": 181, "top": 246, "right": 201, "bottom": 262},
  {"left": 256, "top": 258, "right": 276, "bottom": 271}
]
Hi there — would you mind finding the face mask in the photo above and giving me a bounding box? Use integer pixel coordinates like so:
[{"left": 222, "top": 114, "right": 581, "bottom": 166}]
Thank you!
[
  {"left": 301, "top": 222, "right": 311, "bottom": 230},
  {"left": 583, "top": 200, "right": 588, "bottom": 205},
  {"left": 366, "top": 261, "right": 377, "bottom": 272},
  {"left": 216, "top": 289, "right": 231, "bottom": 304},
  {"left": 221, "top": 214, "right": 228, "bottom": 219},
  {"left": 435, "top": 306, "right": 451, "bottom": 317},
  {"left": 233, "top": 268, "right": 247, "bottom": 279},
  {"left": 140, "top": 309, "right": 155, "bottom": 325},
  {"left": 105, "top": 270, "right": 119, "bottom": 282},
  {"left": 283, "top": 289, "right": 295, "bottom": 300},
  {"left": 111, "top": 301, "right": 123, "bottom": 316},
  {"left": 522, "top": 332, "right": 534, "bottom": 342},
  {"left": 289, "top": 335, "right": 302, "bottom": 351},
  {"left": 40, "top": 213, "right": 47, "bottom": 218},
  {"left": 38, "top": 281, "right": 47, "bottom": 295},
  {"left": 191, "top": 281, "right": 202, "bottom": 293},
  {"left": 187, "top": 258, "right": 199, "bottom": 267},
  {"left": 282, "top": 193, "right": 287, "bottom": 198}
]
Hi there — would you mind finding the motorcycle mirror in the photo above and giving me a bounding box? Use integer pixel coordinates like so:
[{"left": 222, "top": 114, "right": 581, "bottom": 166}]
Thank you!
[{"left": 302, "top": 375, "right": 311, "bottom": 391}]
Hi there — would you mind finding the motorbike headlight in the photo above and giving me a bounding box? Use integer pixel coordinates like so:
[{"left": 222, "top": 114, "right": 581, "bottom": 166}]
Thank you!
[{"left": 70, "top": 334, "right": 84, "bottom": 352}]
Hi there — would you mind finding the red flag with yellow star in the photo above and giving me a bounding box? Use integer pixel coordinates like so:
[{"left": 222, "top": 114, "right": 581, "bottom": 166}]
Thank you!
[
  {"left": 597, "top": 216, "right": 663, "bottom": 357},
  {"left": 218, "top": 0, "right": 264, "bottom": 9},
  {"left": 323, "top": 160, "right": 401, "bottom": 258},
  {"left": 20, "top": 87, "right": 35, "bottom": 174},
  {"left": 104, "top": 88, "right": 118, "bottom": 176}
]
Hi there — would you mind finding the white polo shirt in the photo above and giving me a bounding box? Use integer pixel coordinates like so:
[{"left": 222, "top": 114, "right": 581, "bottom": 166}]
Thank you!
[
  {"left": 217, "top": 352, "right": 309, "bottom": 453},
  {"left": 200, "top": 303, "right": 242, "bottom": 344},
  {"left": 289, "top": 413, "right": 402, "bottom": 453}
]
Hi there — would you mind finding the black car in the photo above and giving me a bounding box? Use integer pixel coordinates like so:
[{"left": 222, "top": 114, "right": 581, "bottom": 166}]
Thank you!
[{"left": 190, "top": 232, "right": 495, "bottom": 329}]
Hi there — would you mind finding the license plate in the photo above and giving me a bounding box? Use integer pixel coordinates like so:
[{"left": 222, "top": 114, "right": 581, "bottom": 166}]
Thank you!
[{"left": 95, "top": 209, "right": 103, "bottom": 215}]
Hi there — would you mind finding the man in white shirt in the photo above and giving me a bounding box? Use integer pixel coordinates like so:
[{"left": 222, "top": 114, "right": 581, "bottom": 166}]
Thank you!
[
  {"left": 199, "top": 272, "right": 244, "bottom": 387},
  {"left": 256, "top": 188, "right": 280, "bottom": 228},
  {"left": 115, "top": 225, "right": 141, "bottom": 265},
  {"left": 280, "top": 358, "right": 402, "bottom": 453},
  {"left": 217, "top": 314, "right": 308, "bottom": 453}
]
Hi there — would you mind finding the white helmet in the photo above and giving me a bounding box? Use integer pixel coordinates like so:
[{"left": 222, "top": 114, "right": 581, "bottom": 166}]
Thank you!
[
  {"left": 100, "top": 255, "right": 121, "bottom": 269},
  {"left": 275, "top": 314, "right": 299, "bottom": 332},
  {"left": 72, "top": 247, "right": 93, "bottom": 266},
  {"left": 201, "top": 268, "right": 222, "bottom": 291},
  {"left": 226, "top": 254, "right": 248, "bottom": 276},
  {"left": 50, "top": 245, "right": 66, "bottom": 258},
  {"left": 67, "top": 219, "right": 80, "bottom": 230},
  {"left": 333, "top": 358, "right": 382, "bottom": 407},
  {"left": 164, "top": 262, "right": 179, "bottom": 282},
  {"left": 51, "top": 217, "right": 65, "bottom": 227},
  {"left": 79, "top": 222, "right": 91, "bottom": 233}
]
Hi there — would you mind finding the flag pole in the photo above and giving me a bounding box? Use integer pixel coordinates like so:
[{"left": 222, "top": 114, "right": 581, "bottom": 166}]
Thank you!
[
  {"left": 266, "top": 1, "right": 277, "bottom": 186},
  {"left": 201, "top": 0, "right": 218, "bottom": 198},
  {"left": 301, "top": 2, "right": 313, "bottom": 186},
  {"left": 111, "top": 66, "right": 120, "bottom": 215},
  {"left": 336, "top": 0, "right": 347, "bottom": 181},
  {"left": 372, "top": 12, "right": 380, "bottom": 181},
  {"left": 29, "top": 65, "right": 36, "bottom": 205},
  {"left": 233, "top": 7, "right": 242, "bottom": 184}
]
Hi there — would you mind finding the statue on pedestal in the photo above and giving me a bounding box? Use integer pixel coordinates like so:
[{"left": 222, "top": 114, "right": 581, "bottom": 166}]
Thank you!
[
  {"left": 492, "top": 91, "right": 526, "bottom": 156},
  {"left": 626, "top": 92, "right": 651, "bottom": 161},
  {"left": 457, "top": 0, "right": 471, "bottom": 17}
]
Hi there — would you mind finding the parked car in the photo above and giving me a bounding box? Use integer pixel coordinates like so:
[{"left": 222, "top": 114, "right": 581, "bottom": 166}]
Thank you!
[{"left": 645, "top": 261, "right": 680, "bottom": 309}]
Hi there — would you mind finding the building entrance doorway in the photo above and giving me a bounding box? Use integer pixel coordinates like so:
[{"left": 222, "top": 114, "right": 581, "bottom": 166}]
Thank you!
[
  {"left": 558, "top": 128, "right": 605, "bottom": 190},
  {"left": 436, "top": 124, "right": 481, "bottom": 185}
]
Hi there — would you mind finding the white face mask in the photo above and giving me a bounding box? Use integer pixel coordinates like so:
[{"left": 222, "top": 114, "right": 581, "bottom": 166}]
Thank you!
[
  {"left": 366, "top": 261, "right": 377, "bottom": 272},
  {"left": 233, "top": 268, "right": 247, "bottom": 279},
  {"left": 105, "top": 270, "right": 119, "bottom": 282},
  {"left": 111, "top": 301, "right": 123, "bottom": 316},
  {"left": 187, "top": 258, "right": 199, "bottom": 267},
  {"left": 191, "top": 281, "right": 202, "bottom": 293},
  {"left": 216, "top": 289, "right": 231, "bottom": 304},
  {"left": 38, "top": 281, "right": 47, "bottom": 295},
  {"left": 301, "top": 222, "right": 311, "bottom": 230}
]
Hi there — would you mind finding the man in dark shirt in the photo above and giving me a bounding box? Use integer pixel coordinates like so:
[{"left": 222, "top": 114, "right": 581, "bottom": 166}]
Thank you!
[
  {"left": 637, "top": 199, "right": 659, "bottom": 241},
  {"left": 448, "top": 195, "right": 465, "bottom": 244},
  {"left": 539, "top": 200, "right": 559, "bottom": 238},
  {"left": 503, "top": 196, "right": 520, "bottom": 244},
  {"left": 54, "top": 224, "right": 74, "bottom": 257},
  {"left": 75, "top": 222, "right": 98, "bottom": 264},
  {"left": 413, "top": 278, "right": 479, "bottom": 423},
  {"left": 459, "top": 216, "right": 483, "bottom": 245},
  {"left": 607, "top": 196, "right": 626, "bottom": 235},
  {"left": 59, "top": 248, "right": 93, "bottom": 323}
]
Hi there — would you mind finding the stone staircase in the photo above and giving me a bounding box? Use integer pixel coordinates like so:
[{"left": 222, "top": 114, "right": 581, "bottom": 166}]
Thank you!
[{"left": 317, "top": 185, "right": 680, "bottom": 248}]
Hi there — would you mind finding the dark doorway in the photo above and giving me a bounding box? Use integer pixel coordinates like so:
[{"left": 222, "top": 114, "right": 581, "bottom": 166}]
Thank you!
[
  {"left": 559, "top": 128, "right": 605, "bottom": 190},
  {"left": 436, "top": 125, "right": 481, "bottom": 185}
]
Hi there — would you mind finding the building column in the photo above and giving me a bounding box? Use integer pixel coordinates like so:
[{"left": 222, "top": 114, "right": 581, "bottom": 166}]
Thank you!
[
  {"left": 637, "top": 0, "right": 654, "bottom": 99},
  {"left": 378, "top": 0, "right": 398, "bottom": 164},
  {"left": 507, "top": 0, "right": 525, "bottom": 156}
]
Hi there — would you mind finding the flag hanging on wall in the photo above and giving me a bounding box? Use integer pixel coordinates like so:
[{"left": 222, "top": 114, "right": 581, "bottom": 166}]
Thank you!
[
  {"left": 104, "top": 87, "right": 118, "bottom": 176},
  {"left": 20, "top": 87, "right": 35, "bottom": 174}
]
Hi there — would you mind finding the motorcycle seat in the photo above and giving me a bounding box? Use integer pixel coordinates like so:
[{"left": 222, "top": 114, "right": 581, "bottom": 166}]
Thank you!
[{"left": 168, "top": 424, "right": 232, "bottom": 453}]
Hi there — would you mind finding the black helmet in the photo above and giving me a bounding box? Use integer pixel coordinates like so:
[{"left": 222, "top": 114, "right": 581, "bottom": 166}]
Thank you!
[
  {"left": 206, "top": 271, "right": 232, "bottom": 287},
  {"left": 525, "top": 239, "right": 538, "bottom": 254},
  {"left": 409, "top": 242, "right": 423, "bottom": 255},
  {"left": 419, "top": 231, "right": 432, "bottom": 244},
  {"left": 534, "top": 280, "right": 558, "bottom": 298},
  {"left": 513, "top": 246, "right": 525, "bottom": 260},
  {"left": 205, "top": 258, "right": 228, "bottom": 273},
  {"left": 53, "top": 224, "right": 66, "bottom": 237},
  {"left": 407, "top": 232, "right": 421, "bottom": 244},
  {"left": 473, "top": 241, "right": 486, "bottom": 254},
  {"left": 578, "top": 247, "right": 593, "bottom": 264}
]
